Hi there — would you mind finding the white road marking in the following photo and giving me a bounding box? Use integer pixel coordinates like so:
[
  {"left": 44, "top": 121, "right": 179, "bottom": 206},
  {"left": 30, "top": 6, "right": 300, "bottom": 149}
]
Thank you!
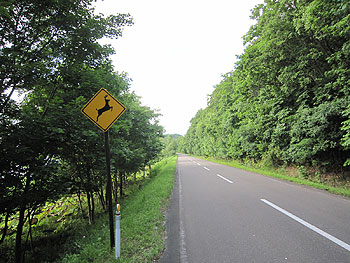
[
  {"left": 204, "top": 167, "right": 210, "bottom": 171},
  {"left": 216, "top": 174, "right": 233, "bottom": 184},
  {"left": 179, "top": 167, "right": 189, "bottom": 263},
  {"left": 260, "top": 199, "right": 350, "bottom": 252},
  {"left": 196, "top": 162, "right": 201, "bottom": 166}
]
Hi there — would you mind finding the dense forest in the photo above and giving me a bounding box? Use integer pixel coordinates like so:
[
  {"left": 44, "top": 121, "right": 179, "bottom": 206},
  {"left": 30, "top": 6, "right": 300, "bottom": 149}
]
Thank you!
[
  {"left": 0, "top": 0, "right": 164, "bottom": 262},
  {"left": 161, "top": 134, "right": 182, "bottom": 157},
  {"left": 180, "top": 0, "right": 350, "bottom": 175}
]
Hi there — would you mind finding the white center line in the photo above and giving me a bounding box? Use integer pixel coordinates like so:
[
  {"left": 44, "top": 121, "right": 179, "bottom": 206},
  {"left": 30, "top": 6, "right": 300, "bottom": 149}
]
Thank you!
[
  {"left": 216, "top": 174, "right": 233, "bottom": 184},
  {"left": 203, "top": 167, "right": 210, "bottom": 171},
  {"left": 260, "top": 199, "right": 350, "bottom": 252},
  {"left": 196, "top": 162, "right": 201, "bottom": 166}
]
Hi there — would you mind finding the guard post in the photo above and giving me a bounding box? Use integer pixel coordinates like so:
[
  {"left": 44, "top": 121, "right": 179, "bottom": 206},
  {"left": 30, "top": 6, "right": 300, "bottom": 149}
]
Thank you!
[{"left": 115, "top": 204, "right": 121, "bottom": 259}]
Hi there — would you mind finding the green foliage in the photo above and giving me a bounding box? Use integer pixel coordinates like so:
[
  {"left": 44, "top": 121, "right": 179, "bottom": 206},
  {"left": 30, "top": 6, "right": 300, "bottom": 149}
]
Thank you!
[
  {"left": 161, "top": 134, "right": 183, "bottom": 157},
  {"left": 60, "top": 156, "right": 177, "bottom": 263},
  {"left": 297, "top": 165, "right": 308, "bottom": 179},
  {"left": 182, "top": 0, "right": 350, "bottom": 175},
  {"left": 0, "top": 194, "right": 98, "bottom": 263},
  {"left": 341, "top": 105, "right": 350, "bottom": 166},
  {"left": 0, "top": 0, "right": 163, "bottom": 262}
]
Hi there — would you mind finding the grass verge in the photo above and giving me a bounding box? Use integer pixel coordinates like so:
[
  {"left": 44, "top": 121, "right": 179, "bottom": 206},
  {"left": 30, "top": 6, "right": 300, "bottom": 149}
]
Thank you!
[
  {"left": 193, "top": 156, "right": 350, "bottom": 197},
  {"left": 59, "top": 156, "right": 177, "bottom": 263}
]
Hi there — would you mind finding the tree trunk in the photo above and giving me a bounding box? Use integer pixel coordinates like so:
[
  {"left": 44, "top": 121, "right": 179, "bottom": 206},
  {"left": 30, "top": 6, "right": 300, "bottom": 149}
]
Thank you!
[
  {"left": 0, "top": 86, "right": 15, "bottom": 113},
  {"left": 98, "top": 186, "right": 106, "bottom": 211},
  {"left": 113, "top": 170, "right": 118, "bottom": 203},
  {"left": 15, "top": 205, "right": 26, "bottom": 263},
  {"left": 23, "top": 207, "right": 35, "bottom": 255},
  {"left": 91, "top": 191, "right": 95, "bottom": 224},
  {"left": 0, "top": 211, "right": 9, "bottom": 244},
  {"left": 15, "top": 171, "right": 31, "bottom": 263},
  {"left": 77, "top": 192, "right": 84, "bottom": 215},
  {"left": 105, "top": 184, "right": 109, "bottom": 207},
  {"left": 86, "top": 191, "right": 92, "bottom": 224},
  {"left": 119, "top": 171, "right": 123, "bottom": 198}
]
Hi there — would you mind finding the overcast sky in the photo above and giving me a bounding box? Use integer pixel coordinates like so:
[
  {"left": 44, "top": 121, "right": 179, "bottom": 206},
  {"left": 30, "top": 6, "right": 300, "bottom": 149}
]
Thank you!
[{"left": 94, "top": 0, "right": 263, "bottom": 135}]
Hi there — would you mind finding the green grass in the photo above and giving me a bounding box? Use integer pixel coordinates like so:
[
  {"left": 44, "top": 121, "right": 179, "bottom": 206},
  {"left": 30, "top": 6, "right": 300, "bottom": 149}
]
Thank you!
[
  {"left": 193, "top": 155, "right": 350, "bottom": 197},
  {"left": 59, "top": 156, "right": 177, "bottom": 263}
]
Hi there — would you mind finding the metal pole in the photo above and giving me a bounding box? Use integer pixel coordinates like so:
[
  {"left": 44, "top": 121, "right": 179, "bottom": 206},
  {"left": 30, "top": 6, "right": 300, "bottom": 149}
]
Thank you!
[
  {"left": 115, "top": 204, "right": 121, "bottom": 259},
  {"left": 105, "top": 130, "right": 115, "bottom": 248}
]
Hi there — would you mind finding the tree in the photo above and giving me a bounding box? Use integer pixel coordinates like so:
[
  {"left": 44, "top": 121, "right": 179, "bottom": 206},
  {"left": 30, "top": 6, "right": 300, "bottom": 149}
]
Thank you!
[
  {"left": 0, "top": 1, "right": 133, "bottom": 261},
  {"left": 341, "top": 105, "right": 350, "bottom": 166},
  {"left": 0, "top": 0, "right": 132, "bottom": 113},
  {"left": 0, "top": 101, "right": 70, "bottom": 262},
  {"left": 110, "top": 93, "right": 164, "bottom": 198},
  {"left": 162, "top": 134, "right": 183, "bottom": 157},
  {"left": 182, "top": 0, "right": 350, "bottom": 173}
]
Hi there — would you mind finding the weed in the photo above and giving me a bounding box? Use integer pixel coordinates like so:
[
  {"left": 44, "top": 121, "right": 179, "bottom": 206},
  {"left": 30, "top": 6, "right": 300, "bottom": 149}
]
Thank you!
[
  {"left": 59, "top": 156, "right": 177, "bottom": 263},
  {"left": 297, "top": 165, "right": 308, "bottom": 179}
]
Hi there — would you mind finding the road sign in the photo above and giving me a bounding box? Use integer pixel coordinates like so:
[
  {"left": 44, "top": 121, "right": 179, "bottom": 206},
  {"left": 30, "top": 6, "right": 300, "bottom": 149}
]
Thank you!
[
  {"left": 81, "top": 88, "right": 125, "bottom": 249},
  {"left": 81, "top": 88, "right": 126, "bottom": 132}
]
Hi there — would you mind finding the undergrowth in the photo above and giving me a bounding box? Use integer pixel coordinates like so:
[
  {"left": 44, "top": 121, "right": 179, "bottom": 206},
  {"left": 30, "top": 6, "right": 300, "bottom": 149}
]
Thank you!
[
  {"left": 0, "top": 156, "right": 177, "bottom": 263},
  {"left": 59, "top": 156, "right": 177, "bottom": 263}
]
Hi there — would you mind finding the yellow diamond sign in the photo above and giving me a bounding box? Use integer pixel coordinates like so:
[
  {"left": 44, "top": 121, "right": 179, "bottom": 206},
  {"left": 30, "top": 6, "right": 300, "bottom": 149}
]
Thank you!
[{"left": 81, "top": 88, "right": 126, "bottom": 132}]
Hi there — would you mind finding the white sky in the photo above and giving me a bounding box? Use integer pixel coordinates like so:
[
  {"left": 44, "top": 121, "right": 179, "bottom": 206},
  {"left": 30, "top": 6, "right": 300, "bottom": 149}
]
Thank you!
[{"left": 94, "top": 0, "right": 263, "bottom": 135}]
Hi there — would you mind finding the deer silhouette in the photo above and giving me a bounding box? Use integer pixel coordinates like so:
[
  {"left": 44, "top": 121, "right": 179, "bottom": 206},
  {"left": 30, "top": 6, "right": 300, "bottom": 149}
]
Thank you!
[{"left": 96, "top": 95, "right": 113, "bottom": 121}]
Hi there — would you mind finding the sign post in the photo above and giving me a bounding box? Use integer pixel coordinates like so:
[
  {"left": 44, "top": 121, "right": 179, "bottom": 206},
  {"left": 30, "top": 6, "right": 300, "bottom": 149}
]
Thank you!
[
  {"left": 105, "top": 130, "right": 114, "bottom": 248},
  {"left": 81, "top": 88, "right": 126, "bottom": 250}
]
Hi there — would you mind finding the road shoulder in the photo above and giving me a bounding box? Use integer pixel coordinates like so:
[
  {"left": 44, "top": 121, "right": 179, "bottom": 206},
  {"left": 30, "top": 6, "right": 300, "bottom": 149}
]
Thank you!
[{"left": 159, "top": 159, "right": 180, "bottom": 263}]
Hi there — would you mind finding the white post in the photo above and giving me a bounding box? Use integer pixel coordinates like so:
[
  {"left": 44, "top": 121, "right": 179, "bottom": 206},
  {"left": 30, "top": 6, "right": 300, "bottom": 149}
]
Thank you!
[{"left": 115, "top": 204, "right": 121, "bottom": 259}]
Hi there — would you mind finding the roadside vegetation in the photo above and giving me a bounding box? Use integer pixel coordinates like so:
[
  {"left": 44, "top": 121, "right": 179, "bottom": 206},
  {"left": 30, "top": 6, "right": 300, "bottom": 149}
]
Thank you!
[
  {"left": 60, "top": 156, "right": 177, "bottom": 263},
  {"left": 0, "top": 1, "right": 164, "bottom": 262},
  {"left": 0, "top": 156, "right": 177, "bottom": 263},
  {"left": 179, "top": 0, "right": 350, "bottom": 191},
  {"left": 161, "top": 134, "right": 183, "bottom": 157},
  {"left": 195, "top": 156, "right": 350, "bottom": 197}
]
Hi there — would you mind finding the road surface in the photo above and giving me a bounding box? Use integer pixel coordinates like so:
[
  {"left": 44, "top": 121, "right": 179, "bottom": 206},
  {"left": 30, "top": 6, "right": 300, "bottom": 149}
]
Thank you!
[{"left": 160, "top": 154, "right": 350, "bottom": 263}]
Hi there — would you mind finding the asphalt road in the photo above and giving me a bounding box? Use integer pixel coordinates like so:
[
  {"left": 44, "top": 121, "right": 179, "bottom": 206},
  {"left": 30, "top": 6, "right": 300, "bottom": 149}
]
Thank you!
[{"left": 160, "top": 154, "right": 350, "bottom": 263}]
